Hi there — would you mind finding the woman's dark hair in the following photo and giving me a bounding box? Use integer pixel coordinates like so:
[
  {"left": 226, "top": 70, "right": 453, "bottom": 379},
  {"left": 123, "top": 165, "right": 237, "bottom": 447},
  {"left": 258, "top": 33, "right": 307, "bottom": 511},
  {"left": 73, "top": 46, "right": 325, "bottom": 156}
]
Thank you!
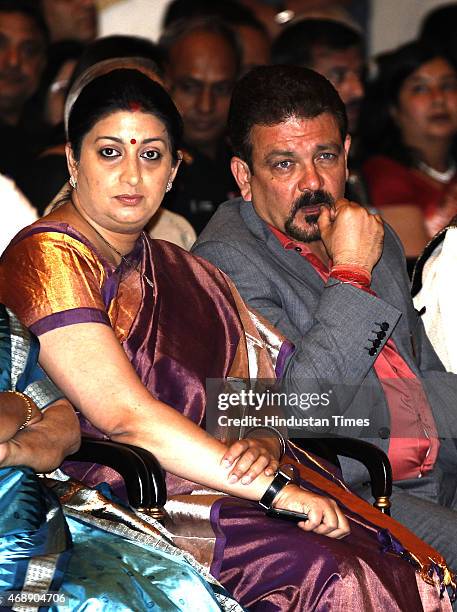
[
  {"left": 67, "top": 69, "right": 183, "bottom": 163},
  {"left": 359, "top": 40, "right": 457, "bottom": 166},
  {"left": 68, "top": 35, "right": 165, "bottom": 92},
  {"left": 228, "top": 64, "right": 347, "bottom": 170},
  {"left": 159, "top": 16, "right": 242, "bottom": 76}
]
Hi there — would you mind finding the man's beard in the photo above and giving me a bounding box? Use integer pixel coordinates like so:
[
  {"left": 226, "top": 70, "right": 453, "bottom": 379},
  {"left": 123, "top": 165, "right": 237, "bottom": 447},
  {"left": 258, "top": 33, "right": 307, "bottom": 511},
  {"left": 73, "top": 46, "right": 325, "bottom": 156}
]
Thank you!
[{"left": 284, "top": 190, "right": 335, "bottom": 243}]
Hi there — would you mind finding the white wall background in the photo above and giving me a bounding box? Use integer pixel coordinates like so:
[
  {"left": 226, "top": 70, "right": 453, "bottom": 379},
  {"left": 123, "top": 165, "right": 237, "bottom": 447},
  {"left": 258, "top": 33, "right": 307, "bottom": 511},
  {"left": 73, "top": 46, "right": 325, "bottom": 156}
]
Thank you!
[
  {"left": 370, "top": 0, "right": 456, "bottom": 56},
  {"left": 99, "top": 0, "right": 171, "bottom": 41}
]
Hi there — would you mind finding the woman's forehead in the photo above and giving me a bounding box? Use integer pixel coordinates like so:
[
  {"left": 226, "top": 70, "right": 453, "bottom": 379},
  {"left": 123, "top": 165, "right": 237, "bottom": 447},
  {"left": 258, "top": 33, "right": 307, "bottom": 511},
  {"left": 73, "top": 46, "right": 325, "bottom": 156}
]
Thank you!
[{"left": 82, "top": 110, "right": 171, "bottom": 146}]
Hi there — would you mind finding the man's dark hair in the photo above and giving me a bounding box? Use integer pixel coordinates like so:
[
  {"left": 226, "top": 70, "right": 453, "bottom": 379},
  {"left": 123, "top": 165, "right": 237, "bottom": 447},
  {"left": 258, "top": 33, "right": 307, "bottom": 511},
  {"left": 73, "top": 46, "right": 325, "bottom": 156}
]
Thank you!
[
  {"left": 271, "top": 18, "right": 362, "bottom": 67},
  {"left": 162, "top": 0, "right": 267, "bottom": 37},
  {"left": 159, "top": 16, "right": 242, "bottom": 76},
  {"left": 0, "top": 0, "right": 49, "bottom": 44},
  {"left": 228, "top": 64, "right": 347, "bottom": 170}
]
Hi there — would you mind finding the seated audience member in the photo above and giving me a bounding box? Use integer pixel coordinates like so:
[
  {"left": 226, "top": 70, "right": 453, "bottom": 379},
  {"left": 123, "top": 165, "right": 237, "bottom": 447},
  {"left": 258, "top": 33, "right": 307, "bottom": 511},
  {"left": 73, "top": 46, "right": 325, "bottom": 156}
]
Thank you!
[
  {"left": 271, "top": 17, "right": 368, "bottom": 204},
  {"left": 39, "top": 41, "right": 84, "bottom": 128},
  {"left": 0, "top": 67, "right": 453, "bottom": 610},
  {"left": 0, "top": 173, "right": 37, "bottom": 254},
  {"left": 361, "top": 41, "right": 457, "bottom": 258},
  {"left": 0, "top": 0, "right": 48, "bottom": 183},
  {"left": 193, "top": 64, "right": 457, "bottom": 570},
  {"left": 0, "top": 305, "right": 239, "bottom": 611},
  {"left": 38, "top": 48, "right": 196, "bottom": 251},
  {"left": 16, "top": 40, "right": 83, "bottom": 213},
  {"left": 39, "top": 0, "right": 97, "bottom": 44},
  {"left": 160, "top": 18, "right": 240, "bottom": 233},
  {"left": 412, "top": 214, "right": 457, "bottom": 375},
  {"left": 162, "top": 0, "right": 271, "bottom": 75},
  {"left": 20, "top": 35, "right": 164, "bottom": 215}
]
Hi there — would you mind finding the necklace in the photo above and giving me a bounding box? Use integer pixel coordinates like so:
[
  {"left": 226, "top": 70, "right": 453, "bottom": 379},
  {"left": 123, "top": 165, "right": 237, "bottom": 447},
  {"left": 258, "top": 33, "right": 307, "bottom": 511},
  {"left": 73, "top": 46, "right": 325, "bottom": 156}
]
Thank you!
[
  {"left": 417, "top": 160, "right": 456, "bottom": 183},
  {"left": 69, "top": 200, "right": 155, "bottom": 290}
]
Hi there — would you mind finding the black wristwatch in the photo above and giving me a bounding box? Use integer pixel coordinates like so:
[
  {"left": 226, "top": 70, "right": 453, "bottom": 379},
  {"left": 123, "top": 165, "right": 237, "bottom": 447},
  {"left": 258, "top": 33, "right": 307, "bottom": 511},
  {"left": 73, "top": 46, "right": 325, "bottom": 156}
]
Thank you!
[{"left": 258, "top": 469, "right": 294, "bottom": 510}]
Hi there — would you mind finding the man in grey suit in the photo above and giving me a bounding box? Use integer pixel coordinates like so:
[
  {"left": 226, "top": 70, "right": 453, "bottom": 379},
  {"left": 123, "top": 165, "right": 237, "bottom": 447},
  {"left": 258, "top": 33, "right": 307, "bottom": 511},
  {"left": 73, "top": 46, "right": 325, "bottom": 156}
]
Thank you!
[{"left": 193, "top": 65, "right": 457, "bottom": 567}]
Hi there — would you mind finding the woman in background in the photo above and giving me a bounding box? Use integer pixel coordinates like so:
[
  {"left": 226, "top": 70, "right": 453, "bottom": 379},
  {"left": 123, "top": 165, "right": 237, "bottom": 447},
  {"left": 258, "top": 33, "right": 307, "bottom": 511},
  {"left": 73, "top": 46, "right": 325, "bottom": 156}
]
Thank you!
[{"left": 362, "top": 41, "right": 457, "bottom": 259}]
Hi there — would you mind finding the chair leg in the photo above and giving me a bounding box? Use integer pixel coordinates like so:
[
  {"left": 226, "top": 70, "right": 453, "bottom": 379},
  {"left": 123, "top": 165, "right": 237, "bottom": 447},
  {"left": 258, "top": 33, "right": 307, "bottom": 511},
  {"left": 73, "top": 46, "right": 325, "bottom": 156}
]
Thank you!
[{"left": 374, "top": 496, "right": 391, "bottom": 515}]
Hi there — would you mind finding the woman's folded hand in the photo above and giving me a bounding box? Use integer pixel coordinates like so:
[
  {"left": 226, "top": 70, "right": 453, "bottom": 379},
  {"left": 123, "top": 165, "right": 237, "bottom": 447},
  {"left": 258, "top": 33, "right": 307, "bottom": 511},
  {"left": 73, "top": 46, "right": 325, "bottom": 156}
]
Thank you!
[{"left": 221, "top": 437, "right": 280, "bottom": 485}]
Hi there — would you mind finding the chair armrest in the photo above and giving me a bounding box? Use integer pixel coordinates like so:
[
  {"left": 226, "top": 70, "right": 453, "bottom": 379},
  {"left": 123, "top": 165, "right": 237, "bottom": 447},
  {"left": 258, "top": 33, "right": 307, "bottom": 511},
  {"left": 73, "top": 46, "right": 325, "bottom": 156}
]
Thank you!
[
  {"left": 69, "top": 437, "right": 167, "bottom": 512},
  {"left": 291, "top": 436, "right": 392, "bottom": 514}
]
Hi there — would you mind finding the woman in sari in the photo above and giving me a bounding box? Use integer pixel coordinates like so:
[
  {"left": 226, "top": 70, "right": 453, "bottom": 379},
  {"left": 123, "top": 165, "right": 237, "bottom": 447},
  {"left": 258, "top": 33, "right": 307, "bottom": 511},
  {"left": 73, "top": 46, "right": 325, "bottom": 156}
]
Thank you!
[
  {"left": 0, "top": 305, "right": 244, "bottom": 611},
  {"left": 0, "top": 67, "right": 454, "bottom": 610}
]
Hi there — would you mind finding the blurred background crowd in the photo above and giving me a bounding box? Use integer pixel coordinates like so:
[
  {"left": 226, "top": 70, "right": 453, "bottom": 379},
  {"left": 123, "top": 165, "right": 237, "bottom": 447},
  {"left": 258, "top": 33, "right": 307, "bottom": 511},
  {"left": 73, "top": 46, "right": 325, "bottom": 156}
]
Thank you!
[{"left": 2, "top": 0, "right": 457, "bottom": 272}]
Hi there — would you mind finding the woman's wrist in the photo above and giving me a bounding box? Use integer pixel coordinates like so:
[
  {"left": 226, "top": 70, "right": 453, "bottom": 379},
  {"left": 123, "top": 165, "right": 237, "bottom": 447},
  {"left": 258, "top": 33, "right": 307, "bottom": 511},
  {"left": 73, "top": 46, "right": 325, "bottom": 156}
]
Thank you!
[
  {"left": 245, "top": 426, "right": 285, "bottom": 460},
  {"left": 271, "top": 482, "right": 302, "bottom": 508},
  {"left": 0, "top": 391, "right": 41, "bottom": 442}
]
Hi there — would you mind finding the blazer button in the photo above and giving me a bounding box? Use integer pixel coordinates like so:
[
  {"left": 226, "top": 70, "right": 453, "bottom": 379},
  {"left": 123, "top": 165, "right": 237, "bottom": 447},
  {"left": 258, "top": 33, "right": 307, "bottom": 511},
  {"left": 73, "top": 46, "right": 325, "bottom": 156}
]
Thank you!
[
  {"left": 368, "top": 347, "right": 377, "bottom": 356},
  {"left": 375, "top": 321, "right": 389, "bottom": 331},
  {"left": 378, "top": 427, "right": 390, "bottom": 439},
  {"left": 371, "top": 339, "right": 381, "bottom": 348},
  {"left": 377, "top": 331, "right": 386, "bottom": 340}
]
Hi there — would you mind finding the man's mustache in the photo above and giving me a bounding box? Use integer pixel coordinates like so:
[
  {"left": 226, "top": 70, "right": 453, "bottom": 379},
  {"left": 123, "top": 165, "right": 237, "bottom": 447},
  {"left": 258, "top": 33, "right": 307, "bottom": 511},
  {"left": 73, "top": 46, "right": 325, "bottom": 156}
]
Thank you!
[{"left": 291, "top": 190, "right": 335, "bottom": 217}]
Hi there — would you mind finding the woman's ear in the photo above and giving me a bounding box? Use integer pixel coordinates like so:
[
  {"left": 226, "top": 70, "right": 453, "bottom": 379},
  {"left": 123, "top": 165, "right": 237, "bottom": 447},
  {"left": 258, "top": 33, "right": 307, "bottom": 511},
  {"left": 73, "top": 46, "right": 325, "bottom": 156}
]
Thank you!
[
  {"left": 169, "top": 151, "right": 183, "bottom": 183},
  {"left": 65, "top": 143, "right": 78, "bottom": 182},
  {"left": 231, "top": 157, "right": 253, "bottom": 202}
]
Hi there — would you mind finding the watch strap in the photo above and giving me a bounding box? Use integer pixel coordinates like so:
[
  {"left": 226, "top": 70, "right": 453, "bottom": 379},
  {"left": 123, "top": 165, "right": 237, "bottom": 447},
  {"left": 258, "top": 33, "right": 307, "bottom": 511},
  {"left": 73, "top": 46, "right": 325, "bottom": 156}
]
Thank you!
[{"left": 258, "top": 469, "right": 293, "bottom": 510}]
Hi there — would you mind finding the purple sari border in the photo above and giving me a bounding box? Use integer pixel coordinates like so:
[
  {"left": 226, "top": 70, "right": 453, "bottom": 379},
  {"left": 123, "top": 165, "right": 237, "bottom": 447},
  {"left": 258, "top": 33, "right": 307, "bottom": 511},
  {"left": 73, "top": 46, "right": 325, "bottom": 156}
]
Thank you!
[
  {"left": 30, "top": 307, "right": 110, "bottom": 336},
  {"left": 275, "top": 339, "right": 295, "bottom": 378},
  {"left": 209, "top": 496, "right": 229, "bottom": 580}
]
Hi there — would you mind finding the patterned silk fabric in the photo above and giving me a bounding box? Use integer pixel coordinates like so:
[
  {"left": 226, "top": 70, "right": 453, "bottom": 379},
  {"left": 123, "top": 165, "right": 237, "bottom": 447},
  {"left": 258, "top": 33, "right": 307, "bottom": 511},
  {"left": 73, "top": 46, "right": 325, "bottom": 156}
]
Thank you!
[{"left": 0, "top": 223, "right": 455, "bottom": 610}]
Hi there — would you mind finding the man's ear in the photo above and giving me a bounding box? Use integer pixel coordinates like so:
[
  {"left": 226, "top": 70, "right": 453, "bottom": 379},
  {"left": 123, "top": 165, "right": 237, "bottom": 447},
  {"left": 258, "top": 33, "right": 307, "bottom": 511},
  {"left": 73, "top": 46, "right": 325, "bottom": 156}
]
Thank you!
[
  {"left": 65, "top": 143, "right": 78, "bottom": 182},
  {"left": 231, "top": 157, "right": 253, "bottom": 202},
  {"left": 344, "top": 134, "right": 351, "bottom": 181}
]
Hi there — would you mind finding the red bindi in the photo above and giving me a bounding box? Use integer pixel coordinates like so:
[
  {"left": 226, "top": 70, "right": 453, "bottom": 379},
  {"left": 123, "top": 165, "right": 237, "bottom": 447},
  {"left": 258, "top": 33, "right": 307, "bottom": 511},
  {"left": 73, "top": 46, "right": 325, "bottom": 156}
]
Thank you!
[
  {"left": 130, "top": 138, "right": 137, "bottom": 145},
  {"left": 128, "top": 101, "right": 141, "bottom": 112}
]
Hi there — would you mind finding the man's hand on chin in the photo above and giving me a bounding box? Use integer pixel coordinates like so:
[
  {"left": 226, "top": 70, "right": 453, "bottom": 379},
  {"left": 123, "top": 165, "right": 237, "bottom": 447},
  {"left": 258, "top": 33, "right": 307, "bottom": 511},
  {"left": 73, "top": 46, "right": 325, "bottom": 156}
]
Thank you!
[{"left": 318, "top": 199, "right": 385, "bottom": 274}]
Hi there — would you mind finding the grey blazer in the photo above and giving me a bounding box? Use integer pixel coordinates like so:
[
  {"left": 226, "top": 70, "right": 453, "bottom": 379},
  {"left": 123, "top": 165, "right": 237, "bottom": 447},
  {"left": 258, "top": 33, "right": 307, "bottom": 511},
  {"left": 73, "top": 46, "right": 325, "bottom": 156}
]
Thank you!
[{"left": 193, "top": 198, "right": 457, "bottom": 487}]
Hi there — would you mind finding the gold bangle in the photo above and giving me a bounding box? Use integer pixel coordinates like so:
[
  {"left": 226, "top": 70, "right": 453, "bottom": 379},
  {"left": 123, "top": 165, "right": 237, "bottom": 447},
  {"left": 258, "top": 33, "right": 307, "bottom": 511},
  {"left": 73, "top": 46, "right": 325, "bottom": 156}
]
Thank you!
[{"left": 6, "top": 390, "right": 34, "bottom": 430}]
